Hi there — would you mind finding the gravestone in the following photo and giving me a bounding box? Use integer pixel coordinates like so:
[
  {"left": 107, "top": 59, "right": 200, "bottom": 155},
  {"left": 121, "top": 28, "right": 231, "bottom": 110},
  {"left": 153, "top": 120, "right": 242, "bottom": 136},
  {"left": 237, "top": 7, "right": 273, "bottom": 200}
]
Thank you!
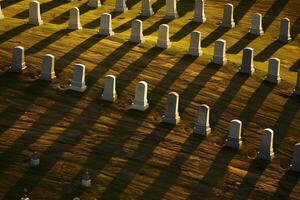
[
  {"left": 294, "top": 70, "right": 300, "bottom": 95},
  {"left": 40, "top": 54, "right": 56, "bottom": 81},
  {"left": 88, "top": 0, "right": 101, "bottom": 8},
  {"left": 220, "top": 3, "right": 235, "bottom": 28},
  {"left": 156, "top": 24, "right": 171, "bottom": 48},
  {"left": 69, "top": 64, "right": 87, "bottom": 92},
  {"left": 28, "top": 0, "right": 43, "bottom": 25},
  {"left": 101, "top": 75, "right": 117, "bottom": 102},
  {"left": 131, "top": 81, "right": 149, "bottom": 111},
  {"left": 194, "top": 104, "right": 211, "bottom": 136},
  {"left": 81, "top": 171, "right": 91, "bottom": 187},
  {"left": 115, "top": 0, "right": 128, "bottom": 12},
  {"left": 291, "top": 143, "right": 300, "bottom": 172},
  {"left": 212, "top": 39, "right": 227, "bottom": 65},
  {"left": 249, "top": 13, "right": 264, "bottom": 35},
  {"left": 240, "top": 47, "right": 255, "bottom": 75},
  {"left": 193, "top": 0, "right": 206, "bottom": 23},
  {"left": 30, "top": 152, "right": 40, "bottom": 167},
  {"left": 163, "top": 92, "right": 180, "bottom": 124},
  {"left": 265, "top": 58, "right": 281, "bottom": 84},
  {"left": 279, "top": 18, "right": 291, "bottom": 43},
  {"left": 225, "top": 119, "right": 242, "bottom": 149},
  {"left": 0, "top": 4, "right": 4, "bottom": 19},
  {"left": 165, "top": 0, "right": 178, "bottom": 19},
  {"left": 9, "top": 46, "right": 27, "bottom": 72},
  {"left": 68, "top": 7, "right": 82, "bottom": 30},
  {"left": 257, "top": 128, "right": 274, "bottom": 160},
  {"left": 130, "top": 19, "right": 144, "bottom": 43},
  {"left": 141, "top": 0, "right": 154, "bottom": 16},
  {"left": 99, "top": 13, "right": 114, "bottom": 36},
  {"left": 188, "top": 31, "right": 202, "bottom": 56}
]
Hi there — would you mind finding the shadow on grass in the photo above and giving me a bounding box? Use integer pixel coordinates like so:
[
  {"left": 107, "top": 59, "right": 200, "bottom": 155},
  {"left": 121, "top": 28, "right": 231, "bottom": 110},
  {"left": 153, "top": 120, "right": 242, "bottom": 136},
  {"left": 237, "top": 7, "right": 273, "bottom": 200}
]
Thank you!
[
  {"left": 144, "top": 18, "right": 173, "bottom": 36},
  {"left": 170, "top": 20, "right": 201, "bottom": 41},
  {"left": 234, "top": 0, "right": 257, "bottom": 25},
  {"left": 1, "top": 0, "right": 21, "bottom": 9},
  {"left": 291, "top": 16, "right": 300, "bottom": 39},
  {"left": 0, "top": 24, "right": 34, "bottom": 45},
  {"left": 289, "top": 59, "right": 300, "bottom": 72},
  {"left": 202, "top": 26, "right": 231, "bottom": 48},
  {"left": 227, "top": 33, "right": 259, "bottom": 54},
  {"left": 254, "top": 40, "right": 285, "bottom": 62}
]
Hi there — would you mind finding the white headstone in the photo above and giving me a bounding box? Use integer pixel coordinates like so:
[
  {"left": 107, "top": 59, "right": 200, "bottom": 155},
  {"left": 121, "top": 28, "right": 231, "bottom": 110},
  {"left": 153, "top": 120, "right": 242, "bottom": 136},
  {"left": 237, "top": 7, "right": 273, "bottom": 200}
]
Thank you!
[
  {"left": 28, "top": 0, "right": 43, "bottom": 25},
  {"left": 130, "top": 19, "right": 144, "bottom": 43},
  {"left": 165, "top": 0, "right": 178, "bottom": 19},
  {"left": 212, "top": 39, "right": 227, "bottom": 65},
  {"left": 279, "top": 18, "right": 291, "bottom": 43},
  {"left": 40, "top": 54, "right": 56, "bottom": 81},
  {"left": 249, "top": 13, "right": 264, "bottom": 35},
  {"left": 220, "top": 3, "right": 235, "bottom": 28},
  {"left": 68, "top": 7, "right": 82, "bottom": 30},
  {"left": 0, "top": 4, "right": 4, "bottom": 19},
  {"left": 115, "top": 0, "right": 128, "bottom": 12},
  {"left": 131, "top": 81, "right": 149, "bottom": 111},
  {"left": 257, "top": 128, "right": 274, "bottom": 160},
  {"left": 141, "top": 0, "right": 154, "bottom": 16},
  {"left": 193, "top": 0, "right": 206, "bottom": 23},
  {"left": 291, "top": 143, "right": 300, "bottom": 173},
  {"left": 30, "top": 152, "right": 40, "bottom": 167},
  {"left": 163, "top": 92, "right": 180, "bottom": 124},
  {"left": 265, "top": 57, "right": 281, "bottom": 84},
  {"left": 9, "top": 46, "right": 27, "bottom": 73},
  {"left": 188, "top": 31, "right": 202, "bottom": 56},
  {"left": 69, "top": 64, "right": 87, "bottom": 92},
  {"left": 194, "top": 104, "right": 211, "bottom": 136},
  {"left": 88, "top": 0, "right": 101, "bottom": 8},
  {"left": 155, "top": 24, "right": 171, "bottom": 49},
  {"left": 99, "top": 13, "right": 114, "bottom": 36},
  {"left": 225, "top": 119, "right": 242, "bottom": 149},
  {"left": 294, "top": 70, "right": 300, "bottom": 96},
  {"left": 81, "top": 171, "right": 91, "bottom": 187},
  {"left": 101, "top": 75, "right": 117, "bottom": 102},
  {"left": 240, "top": 47, "right": 255, "bottom": 75}
]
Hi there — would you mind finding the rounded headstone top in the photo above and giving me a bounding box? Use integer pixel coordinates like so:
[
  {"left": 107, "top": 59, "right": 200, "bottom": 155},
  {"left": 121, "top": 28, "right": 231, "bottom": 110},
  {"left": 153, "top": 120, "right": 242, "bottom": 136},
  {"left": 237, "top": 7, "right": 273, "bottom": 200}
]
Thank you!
[
  {"left": 216, "top": 39, "right": 226, "bottom": 44},
  {"left": 102, "top": 13, "right": 111, "bottom": 17},
  {"left": 106, "top": 74, "right": 116, "bottom": 79},
  {"left": 199, "top": 104, "right": 209, "bottom": 111},
  {"left": 225, "top": 3, "right": 233, "bottom": 7},
  {"left": 160, "top": 24, "right": 169, "bottom": 29},
  {"left": 244, "top": 47, "right": 254, "bottom": 51},
  {"left": 73, "top": 197, "right": 80, "bottom": 200},
  {"left": 138, "top": 80, "right": 148, "bottom": 86},
  {"left": 168, "top": 91, "right": 179, "bottom": 98},
  {"left": 74, "top": 63, "right": 85, "bottom": 69},
  {"left": 44, "top": 54, "right": 54, "bottom": 58},
  {"left": 263, "top": 128, "right": 274, "bottom": 135}
]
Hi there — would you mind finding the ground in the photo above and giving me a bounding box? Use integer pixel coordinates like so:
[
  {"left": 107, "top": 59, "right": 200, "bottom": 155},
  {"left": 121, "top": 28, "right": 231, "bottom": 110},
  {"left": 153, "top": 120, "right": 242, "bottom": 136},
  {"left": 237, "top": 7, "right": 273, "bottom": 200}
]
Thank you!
[{"left": 0, "top": 0, "right": 299, "bottom": 199}]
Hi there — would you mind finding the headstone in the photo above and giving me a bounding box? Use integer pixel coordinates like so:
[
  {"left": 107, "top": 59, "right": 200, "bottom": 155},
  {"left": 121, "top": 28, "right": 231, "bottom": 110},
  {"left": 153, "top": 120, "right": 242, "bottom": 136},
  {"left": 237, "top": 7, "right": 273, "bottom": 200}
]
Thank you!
[
  {"left": 220, "top": 3, "right": 235, "bottom": 28},
  {"left": 101, "top": 75, "right": 117, "bottom": 102},
  {"left": 225, "top": 119, "right": 242, "bottom": 149},
  {"left": 68, "top": 7, "right": 82, "bottom": 30},
  {"left": 188, "top": 31, "right": 202, "bottom": 56},
  {"left": 194, "top": 104, "right": 211, "bottom": 136},
  {"left": 155, "top": 24, "right": 171, "bottom": 49},
  {"left": 257, "top": 128, "right": 274, "bottom": 160},
  {"left": 81, "top": 171, "right": 91, "bottom": 187},
  {"left": 69, "top": 64, "right": 87, "bottom": 92},
  {"left": 30, "top": 152, "right": 40, "bottom": 167},
  {"left": 115, "top": 0, "right": 128, "bottom": 12},
  {"left": 130, "top": 19, "right": 144, "bottom": 43},
  {"left": 88, "top": 0, "right": 101, "bottom": 8},
  {"left": 131, "top": 81, "right": 149, "bottom": 111},
  {"left": 279, "top": 18, "right": 291, "bottom": 43},
  {"left": 0, "top": 4, "right": 4, "bottom": 19},
  {"left": 73, "top": 198, "right": 80, "bottom": 200},
  {"left": 265, "top": 58, "right": 281, "bottom": 84},
  {"left": 28, "top": 0, "right": 43, "bottom": 25},
  {"left": 193, "top": 0, "right": 206, "bottom": 23},
  {"left": 99, "top": 13, "right": 114, "bottom": 36},
  {"left": 163, "top": 92, "right": 180, "bottom": 124},
  {"left": 165, "top": 0, "right": 178, "bottom": 19},
  {"left": 40, "top": 54, "right": 56, "bottom": 81},
  {"left": 249, "top": 13, "right": 264, "bottom": 35},
  {"left": 240, "top": 47, "right": 255, "bottom": 75},
  {"left": 212, "top": 39, "right": 227, "bottom": 65},
  {"left": 291, "top": 143, "right": 300, "bottom": 173},
  {"left": 21, "top": 189, "right": 30, "bottom": 200},
  {"left": 9, "top": 46, "right": 27, "bottom": 73},
  {"left": 141, "top": 0, "right": 154, "bottom": 16},
  {"left": 293, "top": 70, "right": 300, "bottom": 95}
]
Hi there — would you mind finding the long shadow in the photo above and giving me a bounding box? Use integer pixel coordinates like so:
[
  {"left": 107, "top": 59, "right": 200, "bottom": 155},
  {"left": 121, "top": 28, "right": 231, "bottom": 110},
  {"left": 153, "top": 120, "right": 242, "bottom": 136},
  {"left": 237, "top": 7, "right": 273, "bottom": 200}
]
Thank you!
[
  {"left": 271, "top": 171, "right": 300, "bottom": 199},
  {"left": 291, "top": 16, "right": 300, "bottom": 39},
  {"left": 262, "top": 0, "right": 290, "bottom": 31},
  {"left": 140, "top": 134, "right": 205, "bottom": 200},
  {"left": 152, "top": 0, "right": 164, "bottom": 13},
  {"left": 110, "top": 15, "right": 149, "bottom": 33},
  {"left": 170, "top": 21, "right": 200, "bottom": 41},
  {"left": 127, "top": 0, "right": 141, "bottom": 9},
  {"left": 202, "top": 27, "right": 231, "bottom": 48},
  {"left": 210, "top": 73, "right": 249, "bottom": 125},
  {"left": 26, "top": 29, "right": 73, "bottom": 55},
  {"left": 227, "top": 33, "right": 259, "bottom": 54},
  {"left": 254, "top": 40, "right": 285, "bottom": 62},
  {"left": 187, "top": 147, "right": 236, "bottom": 199},
  {"left": 0, "top": 24, "right": 34, "bottom": 45},
  {"left": 13, "top": 0, "right": 67, "bottom": 19},
  {"left": 289, "top": 59, "right": 300, "bottom": 72},
  {"left": 143, "top": 18, "right": 172, "bottom": 36},
  {"left": 239, "top": 81, "right": 275, "bottom": 128},
  {"left": 234, "top": 0, "right": 257, "bottom": 25},
  {"left": 177, "top": 0, "right": 194, "bottom": 17},
  {"left": 232, "top": 159, "right": 269, "bottom": 199},
  {"left": 1, "top": 0, "right": 20, "bottom": 9}
]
